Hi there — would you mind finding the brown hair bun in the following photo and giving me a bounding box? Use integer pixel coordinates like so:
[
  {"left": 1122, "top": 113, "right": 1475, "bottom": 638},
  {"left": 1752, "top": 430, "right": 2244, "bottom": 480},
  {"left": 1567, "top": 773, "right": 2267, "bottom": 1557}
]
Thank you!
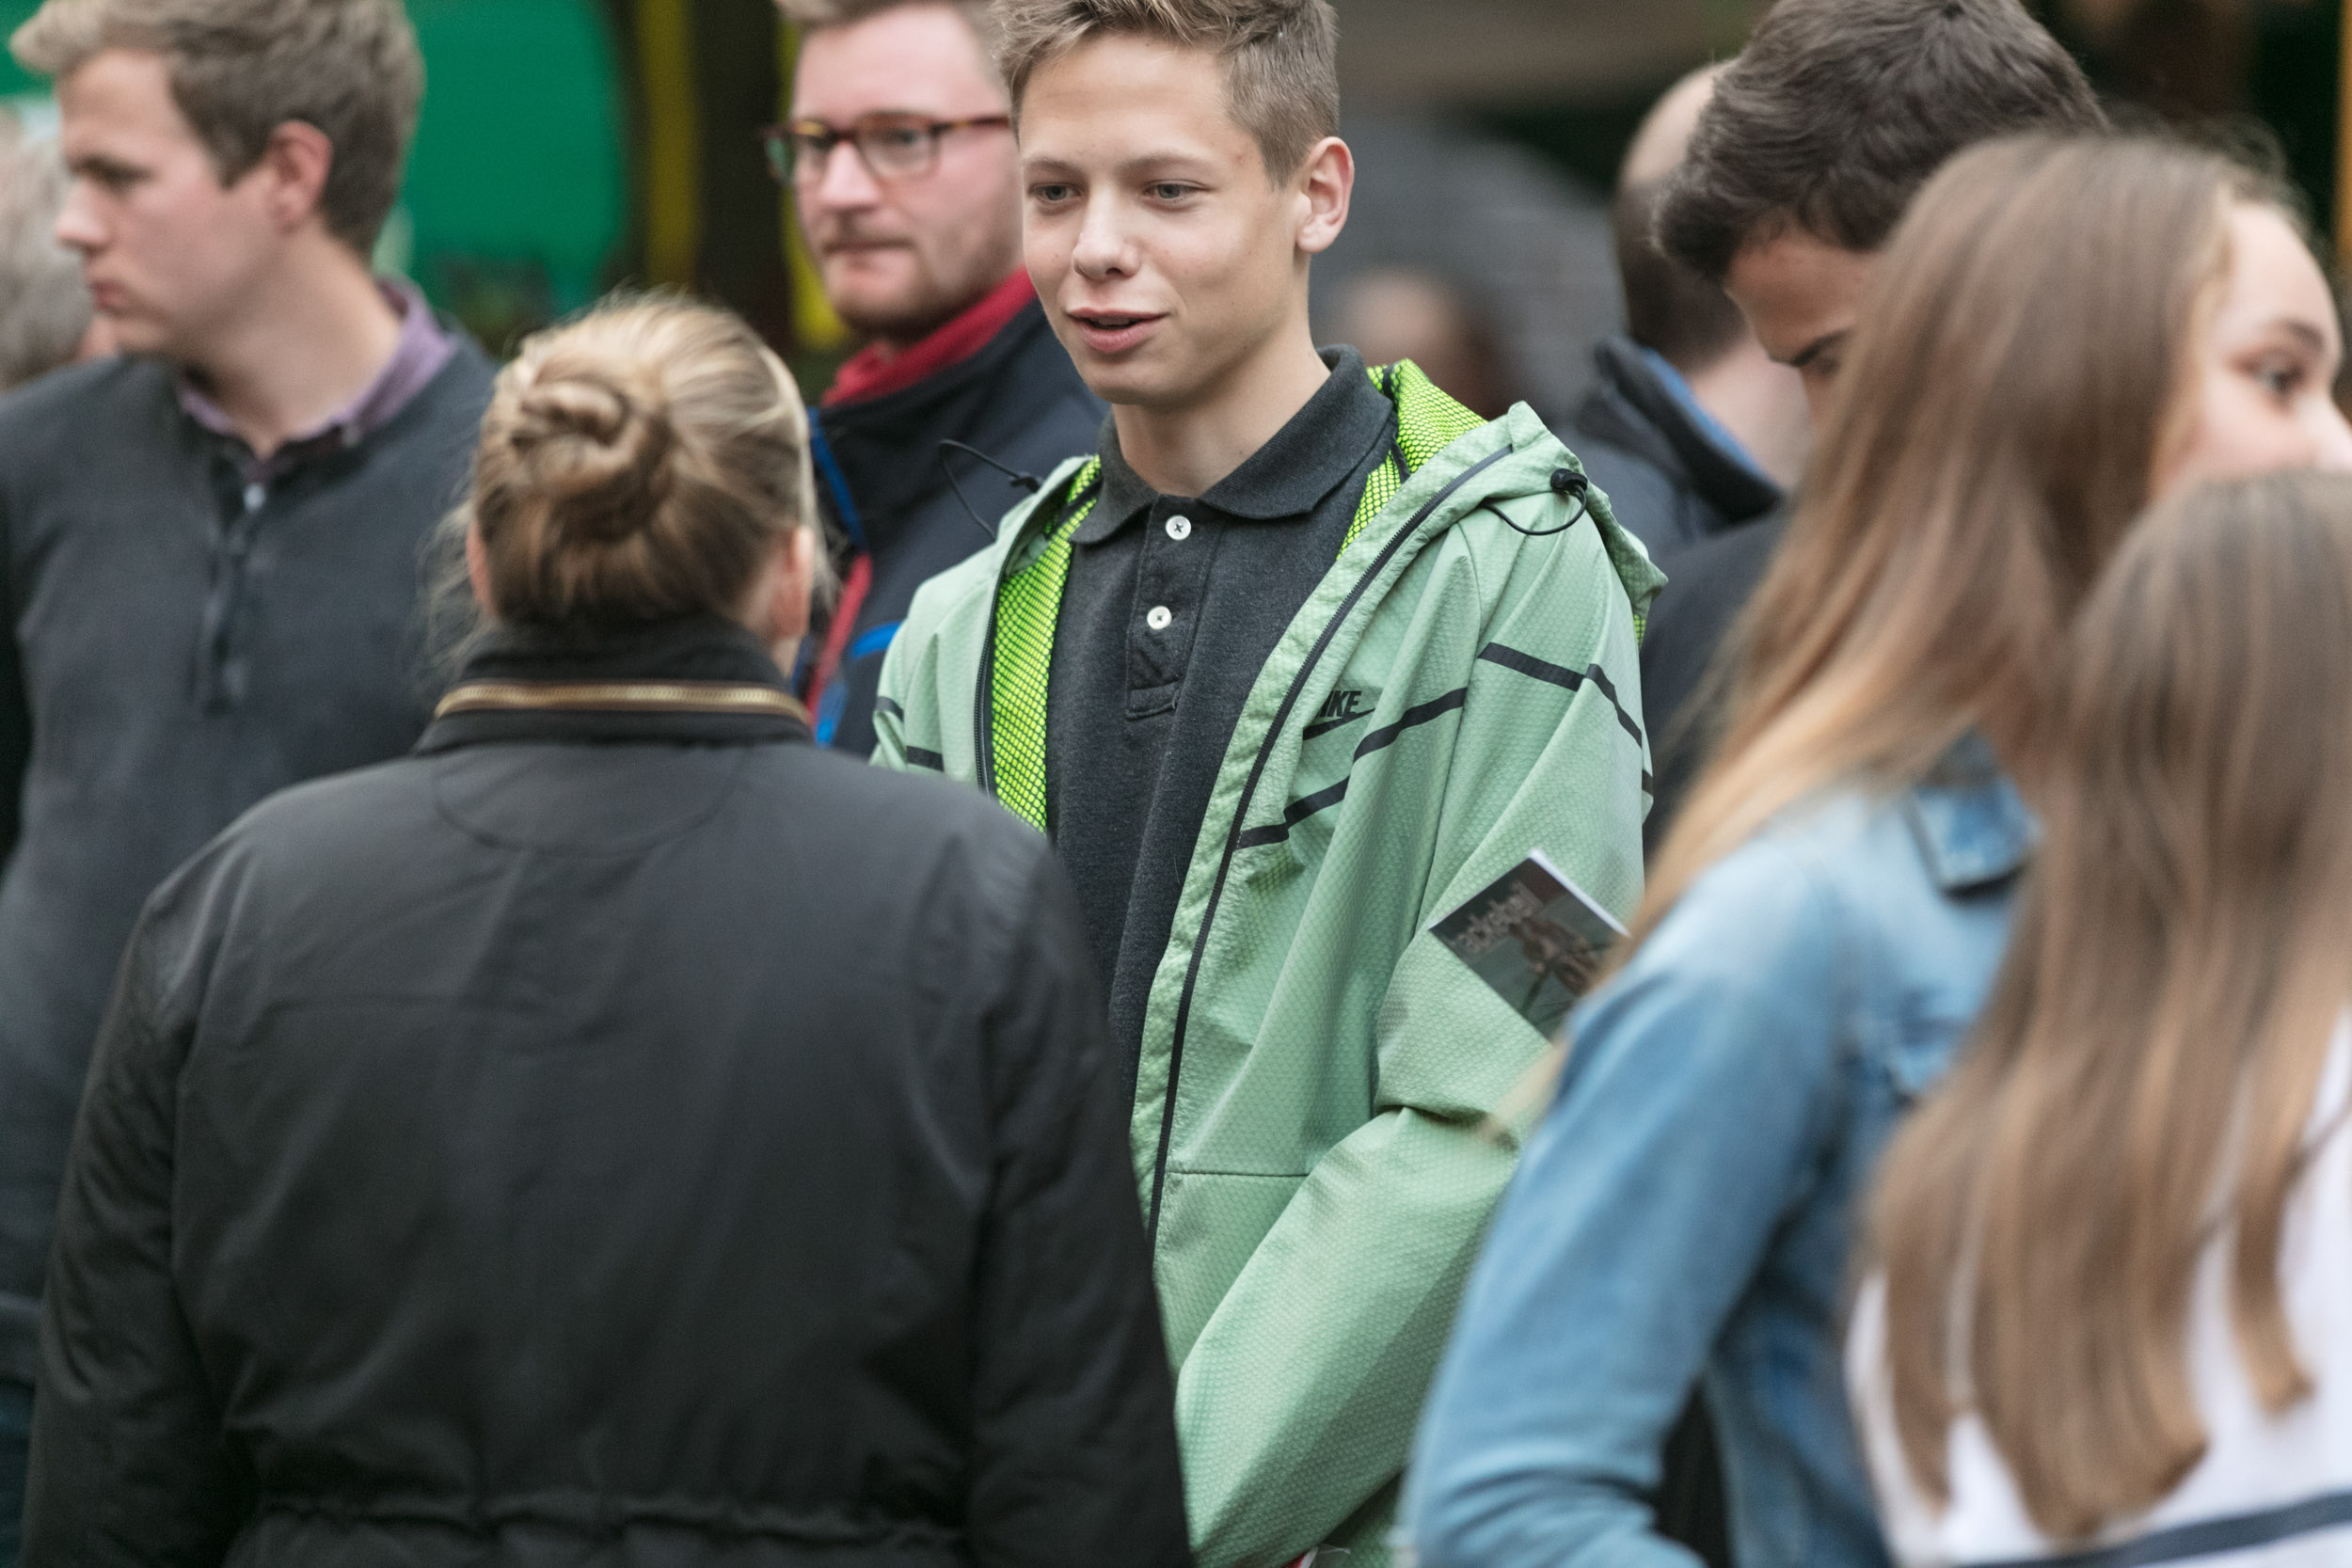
[
  {"left": 464, "top": 296, "right": 824, "bottom": 631},
  {"left": 506, "top": 364, "right": 676, "bottom": 545}
]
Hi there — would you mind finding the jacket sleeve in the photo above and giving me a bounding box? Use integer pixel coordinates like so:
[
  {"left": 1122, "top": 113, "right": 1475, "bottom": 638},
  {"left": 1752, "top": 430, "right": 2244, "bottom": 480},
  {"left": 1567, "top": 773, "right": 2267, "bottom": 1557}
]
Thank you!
[
  {"left": 871, "top": 658, "right": 910, "bottom": 769},
  {"left": 24, "top": 900, "right": 253, "bottom": 1562},
  {"left": 1405, "top": 839, "right": 1848, "bottom": 1568},
  {"left": 869, "top": 557, "right": 937, "bottom": 773},
  {"left": 1174, "top": 510, "right": 1654, "bottom": 1566},
  {"left": 966, "top": 837, "right": 1193, "bottom": 1568},
  {"left": 870, "top": 567, "right": 948, "bottom": 774}
]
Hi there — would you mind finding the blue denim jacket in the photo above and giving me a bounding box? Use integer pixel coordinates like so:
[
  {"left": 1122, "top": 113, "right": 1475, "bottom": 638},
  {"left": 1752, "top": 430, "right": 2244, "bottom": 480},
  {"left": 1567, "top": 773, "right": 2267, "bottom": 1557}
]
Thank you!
[{"left": 1406, "top": 740, "right": 2032, "bottom": 1568}]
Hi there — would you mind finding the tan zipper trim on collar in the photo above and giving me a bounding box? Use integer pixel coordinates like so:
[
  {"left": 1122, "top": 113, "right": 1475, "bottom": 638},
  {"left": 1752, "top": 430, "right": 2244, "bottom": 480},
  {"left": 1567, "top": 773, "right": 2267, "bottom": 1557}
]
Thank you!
[{"left": 434, "top": 680, "right": 811, "bottom": 723}]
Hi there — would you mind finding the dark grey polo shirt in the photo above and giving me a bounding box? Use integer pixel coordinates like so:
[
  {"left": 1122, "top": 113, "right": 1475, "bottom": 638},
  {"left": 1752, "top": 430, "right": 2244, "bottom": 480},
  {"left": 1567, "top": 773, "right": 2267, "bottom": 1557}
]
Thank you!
[
  {"left": 1046, "top": 347, "right": 1394, "bottom": 1085},
  {"left": 0, "top": 341, "right": 494, "bottom": 1385}
]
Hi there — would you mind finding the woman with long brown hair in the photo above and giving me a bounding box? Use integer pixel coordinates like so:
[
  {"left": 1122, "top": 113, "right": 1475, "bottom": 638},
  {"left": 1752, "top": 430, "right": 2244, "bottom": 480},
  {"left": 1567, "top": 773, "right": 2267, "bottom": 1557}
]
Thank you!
[
  {"left": 1852, "top": 470, "right": 2352, "bottom": 1560},
  {"left": 1410, "top": 135, "right": 2352, "bottom": 1568}
]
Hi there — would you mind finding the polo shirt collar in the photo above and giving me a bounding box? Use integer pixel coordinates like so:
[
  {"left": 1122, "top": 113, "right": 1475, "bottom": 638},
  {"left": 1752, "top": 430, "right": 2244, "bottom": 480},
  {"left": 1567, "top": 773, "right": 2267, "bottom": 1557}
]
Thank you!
[
  {"left": 1076, "top": 345, "right": 1392, "bottom": 543},
  {"left": 178, "top": 277, "right": 456, "bottom": 480}
]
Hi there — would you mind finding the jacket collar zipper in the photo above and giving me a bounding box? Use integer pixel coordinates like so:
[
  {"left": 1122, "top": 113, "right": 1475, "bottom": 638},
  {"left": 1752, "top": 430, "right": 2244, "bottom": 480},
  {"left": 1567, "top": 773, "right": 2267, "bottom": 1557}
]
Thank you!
[{"left": 1145, "top": 444, "right": 1514, "bottom": 1243}]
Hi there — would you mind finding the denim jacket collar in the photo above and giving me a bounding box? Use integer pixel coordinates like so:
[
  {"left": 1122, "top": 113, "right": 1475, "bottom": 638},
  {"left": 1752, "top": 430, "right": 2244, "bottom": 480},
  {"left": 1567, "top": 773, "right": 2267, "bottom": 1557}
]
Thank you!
[{"left": 1902, "top": 732, "right": 2036, "bottom": 893}]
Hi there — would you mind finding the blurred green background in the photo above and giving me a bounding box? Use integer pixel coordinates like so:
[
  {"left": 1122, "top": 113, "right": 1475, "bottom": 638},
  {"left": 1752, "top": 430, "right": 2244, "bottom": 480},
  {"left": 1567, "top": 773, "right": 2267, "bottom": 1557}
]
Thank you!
[
  {"left": 0, "top": 0, "right": 2336, "bottom": 376},
  {"left": 0, "top": 0, "right": 830, "bottom": 363}
]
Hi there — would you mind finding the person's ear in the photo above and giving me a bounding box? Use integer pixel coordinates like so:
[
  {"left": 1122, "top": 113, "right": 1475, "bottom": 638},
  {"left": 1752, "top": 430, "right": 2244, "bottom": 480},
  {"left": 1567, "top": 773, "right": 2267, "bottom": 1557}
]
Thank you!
[
  {"left": 1295, "top": 135, "right": 1353, "bottom": 259},
  {"left": 251, "top": 119, "right": 335, "bottom": 233},
  {"left": 464, "top": 518, "right": 498, "bottom": 618},
  {"left": 760, "top": 527, "right": 818, "bottom": 649}
]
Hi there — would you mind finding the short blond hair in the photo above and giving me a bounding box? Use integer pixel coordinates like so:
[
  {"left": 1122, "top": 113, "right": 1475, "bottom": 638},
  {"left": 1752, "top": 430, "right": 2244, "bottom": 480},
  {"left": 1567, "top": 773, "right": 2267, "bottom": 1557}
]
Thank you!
[
  {"left": 993, "top": 0, "right": 1338, "bottom": 180},
  {"left": 468, "top": 296, "right": 828, "bottom": 632},
  {"left": 778, "top": 0, "right": 1001, "bottom": 68},
  {"left": 12, "top": 0, "right": 421, "bottom": 252}
]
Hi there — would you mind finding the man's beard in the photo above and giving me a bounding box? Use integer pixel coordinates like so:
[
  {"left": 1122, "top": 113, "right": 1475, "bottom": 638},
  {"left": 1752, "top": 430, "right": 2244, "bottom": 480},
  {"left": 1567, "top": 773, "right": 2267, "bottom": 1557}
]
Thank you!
[
  {"left": 813, "top": 229, "right": 945, "bottom": 347},
  {"left": 834, "top": 286, "right": 962, "bottom": 349},
  {"left": 817, "top": 222, "right": 1015, "bottom": 350}
]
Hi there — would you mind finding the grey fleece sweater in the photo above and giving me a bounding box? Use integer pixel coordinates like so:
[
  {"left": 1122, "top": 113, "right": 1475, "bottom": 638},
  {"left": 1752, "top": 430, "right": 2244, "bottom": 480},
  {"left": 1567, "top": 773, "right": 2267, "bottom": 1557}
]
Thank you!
[{"left": 0, "top": 344, "right": 495, "bottom": 1383}]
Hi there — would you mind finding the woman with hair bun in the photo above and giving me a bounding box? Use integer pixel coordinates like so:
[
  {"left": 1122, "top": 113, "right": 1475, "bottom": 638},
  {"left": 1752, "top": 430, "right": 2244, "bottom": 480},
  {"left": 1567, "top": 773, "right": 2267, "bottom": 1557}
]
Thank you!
[{"left": 21, "top": 297, "right": 1194, "bottom": 1568}]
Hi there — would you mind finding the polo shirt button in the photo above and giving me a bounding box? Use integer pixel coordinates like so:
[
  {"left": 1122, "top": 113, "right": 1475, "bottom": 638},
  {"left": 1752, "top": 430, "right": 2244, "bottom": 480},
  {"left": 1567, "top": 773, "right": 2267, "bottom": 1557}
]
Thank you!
[
  {"left": 1146, "top": 605, "right": 1173, "bottom": 631},
  {"left": 1165, "top": 515, "right": 1192, "bottom": 541}
]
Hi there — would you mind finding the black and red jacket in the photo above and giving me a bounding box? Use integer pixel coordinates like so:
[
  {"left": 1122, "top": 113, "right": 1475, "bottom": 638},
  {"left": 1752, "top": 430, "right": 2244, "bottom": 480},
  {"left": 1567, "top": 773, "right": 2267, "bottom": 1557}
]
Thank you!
[{"left": 803, "top": 284, "right": 1101, "bottom": 756}]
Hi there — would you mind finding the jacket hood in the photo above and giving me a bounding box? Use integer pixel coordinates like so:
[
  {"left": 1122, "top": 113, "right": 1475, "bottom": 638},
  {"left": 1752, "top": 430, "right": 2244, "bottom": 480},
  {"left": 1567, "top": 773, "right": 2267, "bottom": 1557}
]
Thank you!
[
  {"left": 1581, "top": 334, "right": 1780, "bottom": 528},
  {"left": 1380, "top": 372, "right": 1665, "bottom": 629}
]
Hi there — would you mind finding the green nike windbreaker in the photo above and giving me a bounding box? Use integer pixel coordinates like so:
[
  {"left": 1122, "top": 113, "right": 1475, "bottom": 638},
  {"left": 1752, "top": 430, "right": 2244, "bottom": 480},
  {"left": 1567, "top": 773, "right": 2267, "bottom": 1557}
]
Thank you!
[{"left": 873, "top": 367, "right": 1664, "bottom": 1566}]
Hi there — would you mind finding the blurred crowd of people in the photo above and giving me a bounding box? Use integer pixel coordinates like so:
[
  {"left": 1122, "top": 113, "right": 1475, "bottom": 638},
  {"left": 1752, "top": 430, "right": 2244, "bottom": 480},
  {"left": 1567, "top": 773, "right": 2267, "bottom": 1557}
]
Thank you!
[{"left": 0, "top": 0, "right": 2348, "bottom": 1565}]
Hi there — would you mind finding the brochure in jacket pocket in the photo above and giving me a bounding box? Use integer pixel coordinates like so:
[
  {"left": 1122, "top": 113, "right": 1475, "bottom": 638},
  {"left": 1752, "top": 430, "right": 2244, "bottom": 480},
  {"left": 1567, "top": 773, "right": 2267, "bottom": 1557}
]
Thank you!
[{"left": 1429, "top": 848, "right": 1626, "bottom": 1042}]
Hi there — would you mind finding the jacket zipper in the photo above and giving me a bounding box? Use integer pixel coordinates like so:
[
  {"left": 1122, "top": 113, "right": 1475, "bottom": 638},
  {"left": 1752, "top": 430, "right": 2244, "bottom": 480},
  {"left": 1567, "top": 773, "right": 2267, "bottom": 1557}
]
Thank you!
[
  {"left": 1145, "top": 446, "right": 1513, "bottom": 1242},
  {"left": 973, "top": 601, "right": 998, "bottom": 798}
]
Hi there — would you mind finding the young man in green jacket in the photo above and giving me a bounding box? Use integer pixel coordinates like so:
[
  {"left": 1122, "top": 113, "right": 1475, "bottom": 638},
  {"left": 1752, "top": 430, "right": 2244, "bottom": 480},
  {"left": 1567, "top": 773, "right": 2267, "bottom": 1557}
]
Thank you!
[{"left": 874, "top": 0, "right": 1661, "bottom": 1559}]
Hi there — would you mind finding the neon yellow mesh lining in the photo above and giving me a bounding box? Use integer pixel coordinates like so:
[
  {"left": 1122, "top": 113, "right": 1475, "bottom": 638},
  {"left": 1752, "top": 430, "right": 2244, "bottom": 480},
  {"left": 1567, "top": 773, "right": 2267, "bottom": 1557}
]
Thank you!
[
  {"left": 989, "top": 458, "right": 1101, "bottom": 832},
  {"left": 1340, "top": 361, "right": 1487, "bottom": 553},
  {"left": 989, "top": 361, "right": 1486, "bottom": 830}
]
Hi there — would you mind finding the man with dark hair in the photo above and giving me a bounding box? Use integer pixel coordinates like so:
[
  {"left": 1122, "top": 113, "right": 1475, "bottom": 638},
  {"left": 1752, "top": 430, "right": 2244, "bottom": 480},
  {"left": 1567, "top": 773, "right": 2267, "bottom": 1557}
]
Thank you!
[
  {"left": 1569, "top": 66, "right": 1805, "bottom": 562},
  {"left": 1658, "top": 0, "right": 2102, "bottom": 409},
  {"left": 773, "top": 0, "right": 1099, "bottom": 754},
  {"left": 1573, "top": 66, "right": 1805, "bottom": 850},
  {"left": 1636, "top": 0, "right": 2104, "bottom": 848},
  {"left": 876, "top": 0, "right": 1657, "bottom": 1559},
  {"left": 0, "top": 4, "right": 494, "bottom": 1552},
  {"left": 1405, "top": 5, "right": 2104, "bottom": 1565}
]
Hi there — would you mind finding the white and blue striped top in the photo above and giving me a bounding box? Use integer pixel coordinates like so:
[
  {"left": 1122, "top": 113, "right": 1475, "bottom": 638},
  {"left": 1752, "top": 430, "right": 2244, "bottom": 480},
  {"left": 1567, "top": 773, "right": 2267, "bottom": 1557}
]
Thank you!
[{"left": 1850, "top": 1021, "right": 2352, "bottom": 1568}]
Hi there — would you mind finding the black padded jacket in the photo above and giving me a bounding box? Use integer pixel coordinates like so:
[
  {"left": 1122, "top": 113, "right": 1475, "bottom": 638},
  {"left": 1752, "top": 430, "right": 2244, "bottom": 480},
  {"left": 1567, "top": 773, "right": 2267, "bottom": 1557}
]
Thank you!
[{"left": 23, "top": 617, "right": 1191, "bottom": 1568}]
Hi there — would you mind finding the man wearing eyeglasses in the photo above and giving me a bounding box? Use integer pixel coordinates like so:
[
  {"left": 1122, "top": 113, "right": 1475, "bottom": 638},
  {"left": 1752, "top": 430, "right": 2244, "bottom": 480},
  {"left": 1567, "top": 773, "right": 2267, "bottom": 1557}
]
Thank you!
[{"left": 773, "top": 0, "right": 1101, "bottom": 756}]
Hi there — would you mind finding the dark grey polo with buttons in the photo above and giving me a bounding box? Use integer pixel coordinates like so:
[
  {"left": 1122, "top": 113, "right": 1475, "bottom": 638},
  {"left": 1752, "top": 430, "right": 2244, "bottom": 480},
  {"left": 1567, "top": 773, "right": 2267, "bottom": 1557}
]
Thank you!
[{"left": 1045, "top": 347, "right": 1393, "bottom": 1089}]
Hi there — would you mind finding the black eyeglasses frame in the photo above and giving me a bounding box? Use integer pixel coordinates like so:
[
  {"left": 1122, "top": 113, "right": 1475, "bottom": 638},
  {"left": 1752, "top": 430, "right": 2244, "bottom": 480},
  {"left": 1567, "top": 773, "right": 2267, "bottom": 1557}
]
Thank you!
[{"left": 757, "top": 114, "right": 1013, "bottom": 185}]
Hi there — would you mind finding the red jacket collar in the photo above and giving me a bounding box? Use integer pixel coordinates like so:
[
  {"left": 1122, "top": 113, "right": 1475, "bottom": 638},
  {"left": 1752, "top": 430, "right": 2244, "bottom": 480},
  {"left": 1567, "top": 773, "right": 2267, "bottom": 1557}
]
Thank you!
[{"left": 823, "top": 270, "right": 1040, "bottom": 408}]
